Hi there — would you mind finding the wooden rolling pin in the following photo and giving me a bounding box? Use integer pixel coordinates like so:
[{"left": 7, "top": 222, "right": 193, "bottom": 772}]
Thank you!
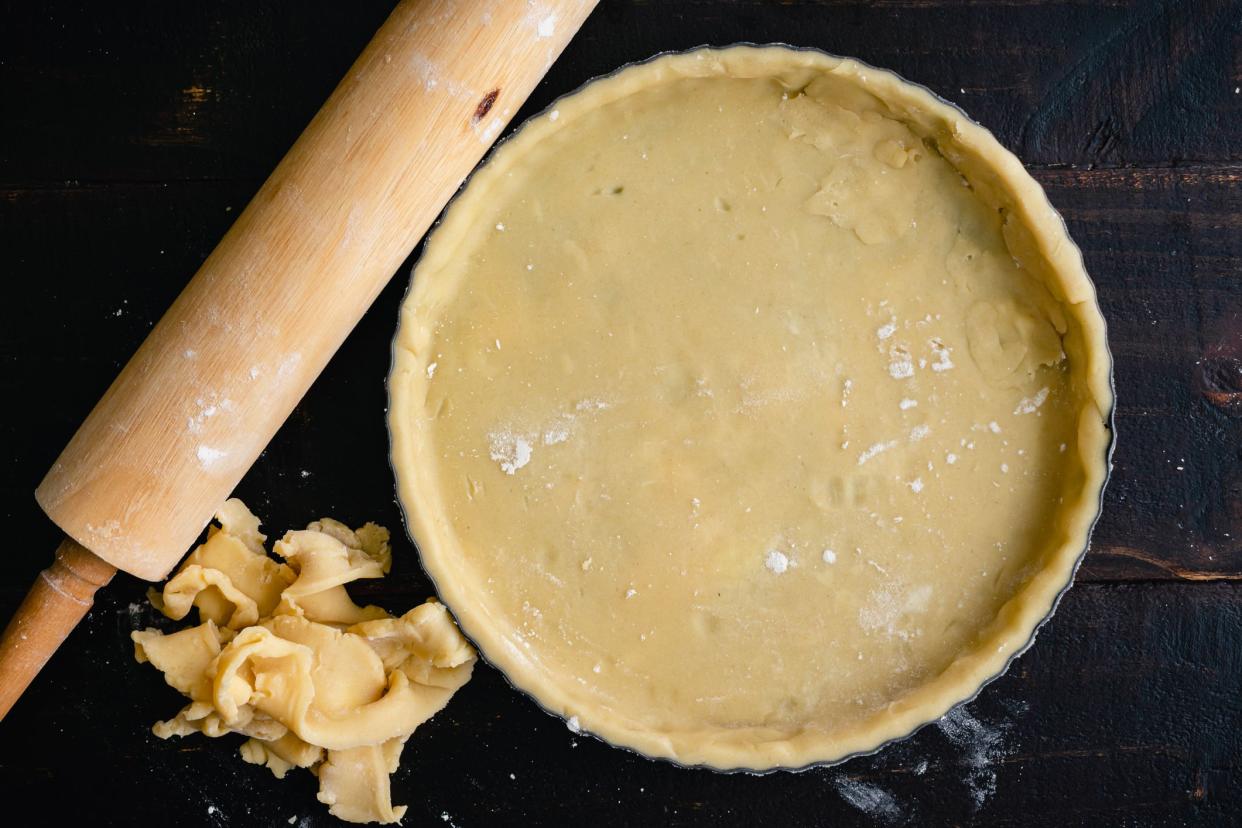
[{"left": 0, "top": 0, "right": 598, "bottom": 718}]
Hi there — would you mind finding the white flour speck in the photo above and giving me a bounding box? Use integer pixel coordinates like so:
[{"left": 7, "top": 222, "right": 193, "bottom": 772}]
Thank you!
[
  {"left": 543, "top": 425, "right": 570, "bottom": 445},
  {"left": 930, "top": 342, "right": 955, "bottom": 372},
  {"left": 888, "top": 349, "right": 915, "bottom": 379},
  {"left": 946, "top": 453, "right": 958, "bottom": 464},
  {"left": 496, "top": 222, "right": 506, "bottom": 231},
  {"left": 196, "top": 445, "right": 226, "bottom": 468},
  {"left": 765, "top": 549, "right": 790, "bottom": 574},
  {"left": 277, "top": 352, "right": 302, "bottom": 378},
  {"left": 1014, "top": 387, "right": 1050, "bottom": 415},
  {"left": 909, "top": 424, "right": 930, "bottom": 442},
  {"left": 908, "top": 477, "right": 924, "bottom": 493},
  {"left": 566, "top": 715, "right": 581, "bottom": 733},
  {"left": 549, "top": 109, "right": 560, "bottom": 121},
  {"left": 426, "top": 362, "right": 437, "bottom": 379},
  {"left": 988, "top": 421, "right": 1002, "bottom": 433},
  {"left": 876, "top": 322, "right": 897, "bottom": 340},
  {"left": 537, "top": 14, "right": 556, "bottom": 37},
  {"left": 822, "top": 549, "right": 837, "bottom": 564},
  {"left": 858, "top": 440, "right": 897, "bottom": 465},
  {"left": 488, "top": 431, "right": 533, "bottom": 475},
  {"left": 575, "top": 398, "right": 610, "bottom": 411},
  {"left": 899, "top": 398, "right": 918, "bottom": 410}
]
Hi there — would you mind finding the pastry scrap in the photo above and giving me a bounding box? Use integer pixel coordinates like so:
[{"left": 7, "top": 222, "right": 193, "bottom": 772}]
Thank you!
[{"left": 132, "top": 499, "right": 476, "bottom": 824}]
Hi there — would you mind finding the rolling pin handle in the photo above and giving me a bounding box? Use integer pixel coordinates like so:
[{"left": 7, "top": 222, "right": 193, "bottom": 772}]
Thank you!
[{"left": 0, "top": 537, "right": 116, "bottom": 719}]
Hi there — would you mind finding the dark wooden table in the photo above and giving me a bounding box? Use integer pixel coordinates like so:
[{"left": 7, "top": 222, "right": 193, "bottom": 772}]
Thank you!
[{"left": 3, "top": 2, "right": 1240, "bottom": 825}]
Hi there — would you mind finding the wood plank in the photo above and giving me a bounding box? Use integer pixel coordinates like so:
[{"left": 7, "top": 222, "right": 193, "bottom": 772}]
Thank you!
[
  {"left": 6, "top": 165, "right": 1237, "bottom": 585},
  {"left": 2, "top": 2, "right": 1238, "bottom": 824},
  {"left": 1, "top": 1, "right": 1239, "bottom": 188},
  {"left": 1033, "top": 166, "right": 1242, "bottom": 582},
  {"left": 0, "top": 579, "right": 1235, "bottom": 825}
]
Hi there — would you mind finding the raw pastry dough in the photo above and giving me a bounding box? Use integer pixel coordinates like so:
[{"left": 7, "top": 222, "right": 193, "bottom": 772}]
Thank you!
[
  {"left": 390, "top": 47, "right": 1112, "bottom": 770},
  {"left": 132, "top": 500, "right": 475, "bottom": 823}
]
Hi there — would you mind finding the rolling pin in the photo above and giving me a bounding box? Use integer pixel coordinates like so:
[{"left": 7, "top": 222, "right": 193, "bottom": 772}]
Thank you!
[{"left": 0, "top": 0, "right": 598, "bottom": 718}]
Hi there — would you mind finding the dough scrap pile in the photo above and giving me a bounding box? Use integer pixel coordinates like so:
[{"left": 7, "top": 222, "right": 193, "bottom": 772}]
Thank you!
[{"left": 132, "top": 499, "right": 476, "bottom": 824}]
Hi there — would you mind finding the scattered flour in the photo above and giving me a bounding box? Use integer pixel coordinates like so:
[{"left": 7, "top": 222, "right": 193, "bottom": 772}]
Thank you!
[
  {"left": 858, "top": 440, "right": 897, "bottom": 465},
  {"left": 859, "top": 583, "right": 931, "bottom": 640},
  {"left": 196, "top": 445, "right": 227, "bottom": 469},
  {"left": 876, "top": 322, "right": 897, "bottom": 340},
  {"left": 276, "top": 351, "right": 302, "bottom": 378},
  {"left": 186, "top": 394, "right": 234, "bottom": 435},
  {"left": 930, "top": 341, "right": 955, "bottom": 372},
  {"left": 488, "top": 431, "right": 533, "bottom": 475},
  {"left": 888, "top": 348, "right": 915, "bottom": 379},
  {"left": 575, "top": 398, "right": 611, "bottom": 411},
  {"left": 487, "top": 402, "right": 608, "bottom": 475},
  {"left": 1014, "top": 387, "right": 1050, "bottom": 415},
  {"left": 542, "top": 424, "right": 570, "bottom": 445},
  {"left": 909, "top": 424, "right": 930, "bottom": 442},
  {"left": 899, "top": 398, "right": 918, "bottom": 410},
  {"left": 833, "top": 778, "right": 903, "bottom": 822},
  {"left": 938, "top": 705, "right": 1013, "bottom": 809},
  {"left": 765, "top": 550, "right": 790, "bottom": 574}
]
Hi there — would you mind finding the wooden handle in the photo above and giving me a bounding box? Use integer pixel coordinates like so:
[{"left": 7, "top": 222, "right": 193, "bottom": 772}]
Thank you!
[
  {"left": 0, "top": 538, "right": 116, "bottom": 719},
  {"left": 35, "top": 0, "right": 598, "bottom": 581}
]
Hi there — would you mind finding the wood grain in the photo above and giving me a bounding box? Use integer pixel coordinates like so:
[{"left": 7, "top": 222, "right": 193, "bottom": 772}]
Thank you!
[
  {"left": 0, "top": 581, "right": 1236, "bottom": 825},
  {"left": 0, "top": 538, "right": 114, "bottom": 718},
  {"left": 1, "top": 1, "right": 1238, "bottom": 825},
  {"left": 1, "top": 0, "right": 1239, "bottom": 186}
]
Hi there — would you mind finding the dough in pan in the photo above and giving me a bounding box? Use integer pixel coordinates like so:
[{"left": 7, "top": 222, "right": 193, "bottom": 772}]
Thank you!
[{"left": 390, "top": 47, "right": 1111, "bottom": 770}]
